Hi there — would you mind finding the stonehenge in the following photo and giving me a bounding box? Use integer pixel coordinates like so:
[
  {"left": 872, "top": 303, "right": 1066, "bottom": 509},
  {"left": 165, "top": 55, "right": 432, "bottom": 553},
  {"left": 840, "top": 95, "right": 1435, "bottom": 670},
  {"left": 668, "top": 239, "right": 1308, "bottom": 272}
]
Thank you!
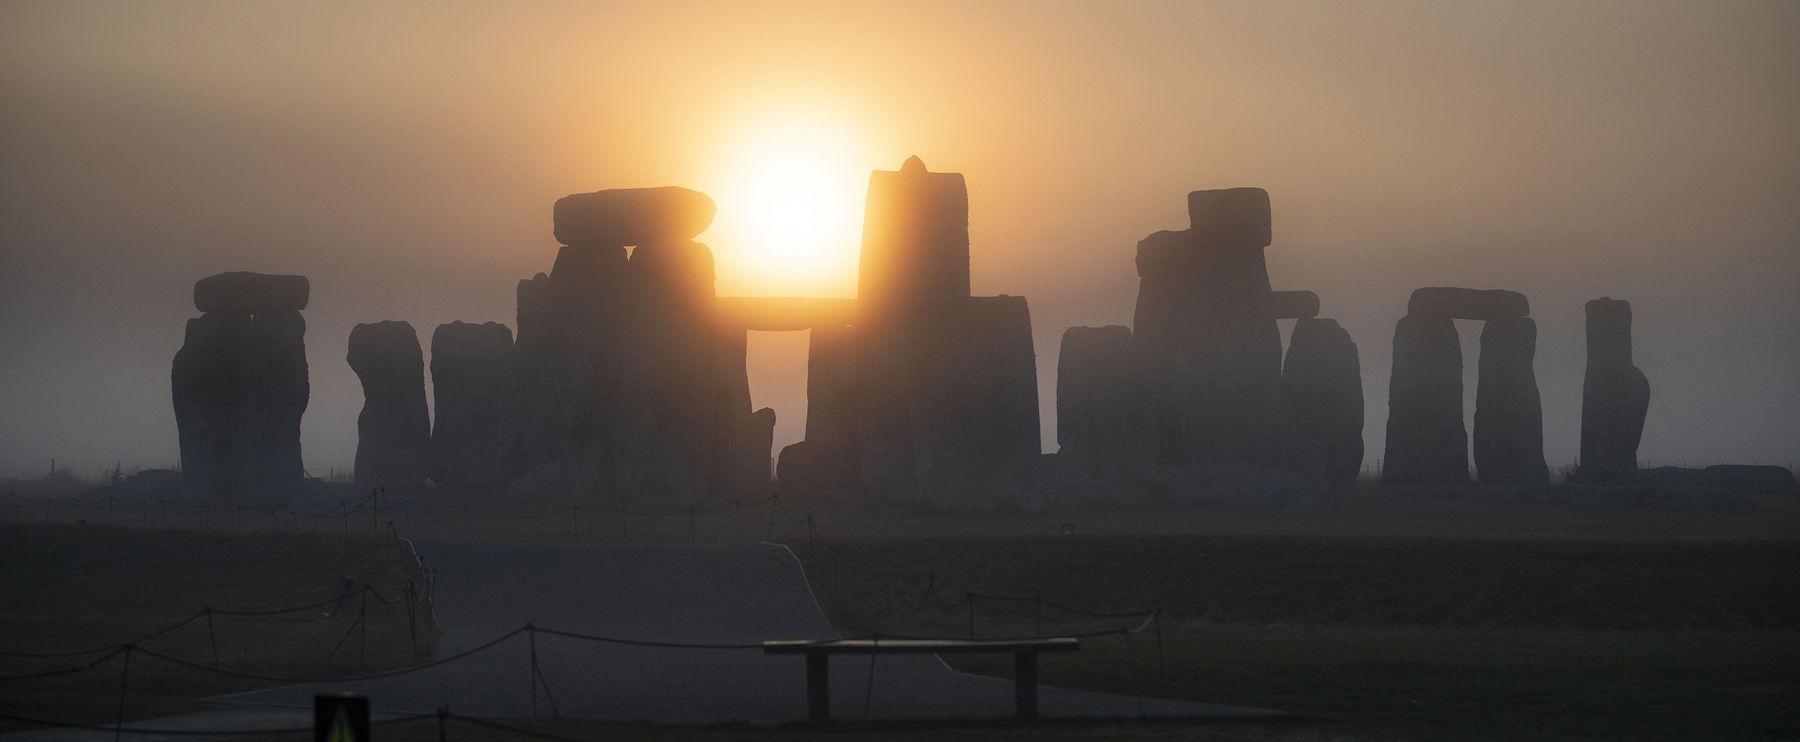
[
  {"left": 551, "top": 186, "right": 716, "bottom": 247},
  {"left": 347, "top": 321, "right": 430, "bottom": 492},
  {"left": 172, "top": 273, "right": 310, "bottom": 505},
  {"left": 1384, "top": 287, "right": 1545, "bottom": 484},
  {"left": 1056, "top": 325, "right": 1153, "bottom": 484},
  {"left": 1282, "top": 318, "right": 1364, "bottom": 484},
  {"left": 428, "top": 321, "right": 520, "bottom": 490},
  {"left": 1579, "top": 298, "right": 1650, "bottom": 484}
]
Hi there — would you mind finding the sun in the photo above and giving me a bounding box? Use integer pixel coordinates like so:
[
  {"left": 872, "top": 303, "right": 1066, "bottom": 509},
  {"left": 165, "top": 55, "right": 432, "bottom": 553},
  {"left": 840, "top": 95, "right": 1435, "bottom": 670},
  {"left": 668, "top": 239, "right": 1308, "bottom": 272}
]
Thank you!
[{"left": 707, "top": 118, "right": 869, "bottom": 297}]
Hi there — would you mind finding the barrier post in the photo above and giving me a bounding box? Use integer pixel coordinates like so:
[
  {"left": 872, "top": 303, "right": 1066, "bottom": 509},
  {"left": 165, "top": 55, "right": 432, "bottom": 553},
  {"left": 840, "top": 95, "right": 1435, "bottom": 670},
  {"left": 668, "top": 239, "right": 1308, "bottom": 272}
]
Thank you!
[
  {"left": 405, "top": 581, "right": 418, "bottom": 653},
  {"left": 358, "top": 587, "right": 368, "bottom": 660},
  {"left": 114, "top": 645, "right": 133, "bottom": 742},
  {"left": 206, "top": 607, "right": 219, "bottom": 666},
  {"left": 528, "top": 624, "right": 538, "bottom": 717},
  {"left": 436, "top": 706, "right": 449, "bottom": 742}
]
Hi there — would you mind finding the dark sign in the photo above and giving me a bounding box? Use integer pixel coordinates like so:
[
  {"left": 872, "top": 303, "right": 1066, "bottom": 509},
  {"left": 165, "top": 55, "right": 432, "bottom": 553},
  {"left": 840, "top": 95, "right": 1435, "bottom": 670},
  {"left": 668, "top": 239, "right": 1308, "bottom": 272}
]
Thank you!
[{"left": 314, "top": 693, "right": 370, "bottom": 742}]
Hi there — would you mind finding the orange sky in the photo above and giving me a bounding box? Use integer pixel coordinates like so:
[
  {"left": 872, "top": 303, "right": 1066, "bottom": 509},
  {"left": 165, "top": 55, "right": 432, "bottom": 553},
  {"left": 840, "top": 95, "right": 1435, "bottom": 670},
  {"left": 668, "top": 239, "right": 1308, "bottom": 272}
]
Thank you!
[{"left": 2, "top": 0, "right": 1797, "bottom": 476}]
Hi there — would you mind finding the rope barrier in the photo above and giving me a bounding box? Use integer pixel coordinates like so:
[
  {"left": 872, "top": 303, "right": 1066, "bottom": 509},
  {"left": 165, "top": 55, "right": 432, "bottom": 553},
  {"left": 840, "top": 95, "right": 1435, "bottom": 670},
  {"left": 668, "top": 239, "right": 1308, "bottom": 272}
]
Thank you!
[{"left": 0, "top": 710, "right": 436, "bottom": 737}]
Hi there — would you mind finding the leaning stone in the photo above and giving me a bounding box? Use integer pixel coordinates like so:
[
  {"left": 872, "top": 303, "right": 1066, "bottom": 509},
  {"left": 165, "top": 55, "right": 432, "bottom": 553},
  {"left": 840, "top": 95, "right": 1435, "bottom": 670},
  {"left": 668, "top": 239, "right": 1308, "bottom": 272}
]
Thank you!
[
  {"left": 347, "top": 321, "right": 430, "bottom": 492},
  {"left": 1407, "top": 287, "right": 1530, "bottom": 320},
  {"left": 1473, "top": 317, "right": 1548, "bottom": 483},
  {"left": 1269, "top": 290, "right": 1320, "bottom": 319},
  {"left": 1186, "top": 187, "right": 1271, "bottom": 248},
  {"left": 1383, "top": 313, "right": 1469, "bottom": 484},
  {"left": 193, "top": 272, "right": 310, "bottom": 314},
  {"left": 552, "top": 186, "right": 716, "bottom": 247}
]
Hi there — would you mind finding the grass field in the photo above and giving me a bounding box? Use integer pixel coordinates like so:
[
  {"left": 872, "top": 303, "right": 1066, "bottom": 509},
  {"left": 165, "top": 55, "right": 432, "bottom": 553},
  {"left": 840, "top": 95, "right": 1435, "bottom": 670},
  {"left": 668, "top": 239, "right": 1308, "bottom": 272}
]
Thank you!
[
  {"left": 793, "top": 534, "right": 1800, "bottom": 741},
  {"left": 0, "top": 523, "right": 437, "bottom": 729}
]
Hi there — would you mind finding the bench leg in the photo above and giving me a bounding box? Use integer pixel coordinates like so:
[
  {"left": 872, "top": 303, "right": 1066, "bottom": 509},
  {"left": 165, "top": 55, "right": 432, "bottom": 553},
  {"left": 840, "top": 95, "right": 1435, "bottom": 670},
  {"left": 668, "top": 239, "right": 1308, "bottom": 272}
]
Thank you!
[
  {"left": 806, "top": 651, "right": 830, "bottom": 721},
  {"left": 1014, "top": 651, "right": 1038, "bottom": 720}
]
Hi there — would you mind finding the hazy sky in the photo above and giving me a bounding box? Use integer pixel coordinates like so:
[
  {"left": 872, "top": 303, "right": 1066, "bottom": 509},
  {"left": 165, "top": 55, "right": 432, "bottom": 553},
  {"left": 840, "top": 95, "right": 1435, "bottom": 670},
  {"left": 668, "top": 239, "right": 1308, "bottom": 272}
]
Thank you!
[{"left": 3, "top": 0, "right": 1797, "bottom": 478}]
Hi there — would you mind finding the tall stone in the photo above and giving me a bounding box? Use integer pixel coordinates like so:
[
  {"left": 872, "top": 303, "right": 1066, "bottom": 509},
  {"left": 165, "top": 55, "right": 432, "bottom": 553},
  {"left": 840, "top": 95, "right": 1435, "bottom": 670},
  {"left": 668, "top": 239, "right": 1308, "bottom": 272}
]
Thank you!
[
  {"left": 857, "top": 156, "right": 969, "bottom": 318},
  {"left": 512, "top": 245, "right": 630, "bottom": 489},
  {"left": 1473, "top": 317, "right": 1548, "bottom": 483},
  {"left": 1057, "top": 325, "right": 1153, "bottom": 484},
  {"left": 1132, "top": 188, "right": 1287, "bottom": 468},
  {"left": 908, "top": 296, "right": 1042, "bottom": 509},
  {"left": 348, "top": 321, "right": 430, "bottom": 492},
  {"left": 428, "top": 321, "right": 519, "bottom": 490},
  {"left": 1282, "top": 318, "right": 1364, "bottom": 484},
  {"left": 1579, "top": 298, "right": 1650, "bottom": 484},
  {"left": 792, "top": 323, "right": 861, "bottom": 494},
  {"left": 173, "top": 272, "right": 310, "bottom": 505},
  {"left": 618, "top": 239, "right": 720, "bottom": 503},
  {"left": 172, "top": 312, "right": 251, "bottom": 503},
  {"left": 1383, "top": 313, "right": 1469, "bottom": 483}
]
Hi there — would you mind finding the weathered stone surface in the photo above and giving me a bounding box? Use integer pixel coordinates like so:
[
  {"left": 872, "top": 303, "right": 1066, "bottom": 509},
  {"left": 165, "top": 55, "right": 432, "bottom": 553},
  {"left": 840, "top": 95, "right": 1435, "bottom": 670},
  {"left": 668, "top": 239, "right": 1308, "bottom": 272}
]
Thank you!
[
  {"left": 347, "top": 321, "right": 429, "bottom": 492},
  {"left": 428, "top": 321, "right": 520, "bottom": 490},
  {"left": 173, "top": 312, "right": 252, "bottom": 503},
  {"left": 1056, "top": 325, "right": 1153, "bottom": 485},
  {"left": 616, "top": 240, "right": 720, "bottom": 503},
  {"left": 512, "top": 245, "right": 630, "bottom": 491},
  {"left": 1383, "top": 313, "right": 1469, "bottom": 484},
  {"left": 1282, "top": 318, "right": 1364, "bottom": 484},
  {"left": 1407, "top": 287, "right": 1529, "bottom": 320},
  {"left": 552, "top": 186, "right": 716, "bottom": 247},
  {"left": 857, "top": 156, "right": 970, "bottom": 316},
  {"left": 193, "top": 272, "right": 309, "bottom": 314},
  {"left": 1186, "top": 187, "right": 1271, "bottom": 248},
  {"left": 1269, "top": 290, "right": 1320, "bottom": 319},
  {"left": 1579, "top": 298, "right": 1650, "bottom": 484},
  {"left": 854, "top": 296, "right": 1041, "bottom": 508},
  {"left": 226, "top": 310, "right": 309, "bottom": 503},
  {"left": 1473, "top": 317, "right": 1548, "bottom": 483}
]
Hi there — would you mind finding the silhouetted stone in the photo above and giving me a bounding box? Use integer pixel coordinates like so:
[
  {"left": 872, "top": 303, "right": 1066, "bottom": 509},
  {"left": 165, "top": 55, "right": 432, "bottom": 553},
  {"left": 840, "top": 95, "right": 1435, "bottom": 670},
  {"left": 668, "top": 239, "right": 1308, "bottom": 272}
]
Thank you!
[
  {"left": 1579, "top": 298, "right": 1650, "bottom": 484},
  {"left": 1186, "top": 187, "right": 1271, "bottom": 248},
  {"left": 172, "top": 312, "right": 252, "bottom": 503},
  {"left": 733, "top": 407, "right": 776, "bottom": 493},
  {"left": 1282, "top": 318, "right": 1364, "bottom": 484},
  {"left": 552, "top": 186, "right": 716, "bottom": 247},
  {"left": 1056, "top": 325, "right": 1153, "bottom": 485},
  {"left": 1132, "top": 189, "right": 1288, "bottom": 469},
  {"left": 914, "top": 296, "right": 1042, "bottom": 509},
  {"left": 1473, "top": 317, "right": 1548, "bottom": 483},
  {"left": 1384, "top": 313, "right": 1469, "bottom": 483},
  {"left": 513, "top": 245, "right": 631, "bottom": 491},
  {"left": 777, "top": 440, "right": 857, "bottom": 503},
  {"left": 428, "top": 321, "right": 520, "bottom": 490},
  {"left": 193, "top": 272, "right": 310, "bottom": 314},
  {"left": 617, "top": 240, "right": 720, "bottom": 502},
  {"left": 1269, "top": 290, "right": 1320, "bottom": 319},
  {"left": 857, "top": 156, "right": 970, "bottom": 316},
  {"left": 1407, "top": 287, "right": 1529, "bottom": 320},
  {"left": 347, "top": 321, "right": 429, "bottom": 492},
  {"left": 226, "top": 310, "right": 308, "bottom": 503}
]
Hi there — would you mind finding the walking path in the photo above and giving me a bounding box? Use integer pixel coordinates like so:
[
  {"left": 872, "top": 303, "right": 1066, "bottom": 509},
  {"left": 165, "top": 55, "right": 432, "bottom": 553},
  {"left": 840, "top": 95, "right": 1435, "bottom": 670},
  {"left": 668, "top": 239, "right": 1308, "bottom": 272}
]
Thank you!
[{"left": 7, "top": 540, "right": 1277, "bottom": 739}]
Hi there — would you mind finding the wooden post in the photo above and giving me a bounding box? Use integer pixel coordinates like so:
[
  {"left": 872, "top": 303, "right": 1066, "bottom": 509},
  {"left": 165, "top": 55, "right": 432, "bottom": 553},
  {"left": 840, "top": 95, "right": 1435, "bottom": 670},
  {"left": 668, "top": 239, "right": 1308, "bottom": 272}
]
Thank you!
[
  {"left": 1014, "top": 651, "right": 1038, "bottom": 720},
  {"left": 806, "top": 650, "right": 830, "bottom": 721}
]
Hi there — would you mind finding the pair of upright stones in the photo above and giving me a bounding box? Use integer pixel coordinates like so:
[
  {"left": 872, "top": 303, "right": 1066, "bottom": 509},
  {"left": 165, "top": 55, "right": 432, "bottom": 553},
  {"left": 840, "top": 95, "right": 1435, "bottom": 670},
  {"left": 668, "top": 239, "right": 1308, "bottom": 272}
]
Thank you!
[
  {"left": 1384, "top": 288, "right": 1546, "bottom": 484},
  {"left": 1057, "top": 189, "right": 1364, "bottom": 487},
  {"left": 171, "top": 273, "right": 310, "bottom": 505},
  {"left": 781, "top": 156, "right": 1040, "bottom": 509}
]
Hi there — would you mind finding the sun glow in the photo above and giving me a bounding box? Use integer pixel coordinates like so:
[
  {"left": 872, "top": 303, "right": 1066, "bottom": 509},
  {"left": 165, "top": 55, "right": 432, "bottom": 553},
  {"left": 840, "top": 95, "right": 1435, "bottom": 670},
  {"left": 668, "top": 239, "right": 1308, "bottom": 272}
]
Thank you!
[{"left": 707, "top": 117, "right": 870, "bottom": 297}]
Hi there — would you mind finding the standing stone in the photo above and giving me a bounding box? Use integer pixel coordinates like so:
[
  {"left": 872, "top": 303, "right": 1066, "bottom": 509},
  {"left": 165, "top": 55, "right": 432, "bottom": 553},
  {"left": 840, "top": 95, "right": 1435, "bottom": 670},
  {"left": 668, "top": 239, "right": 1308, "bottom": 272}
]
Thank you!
[
  {"left": 1282, "top": 318, "right": 1364, "bottom": 485},
  {"left": 348, "top": 321, "right": 430, "bottom": 492},
  {"left": 512, "top": 245, "right": 631, "bottom": 490},
  {"left": 428, "top": 321, "right": 520, "bottom": 490},
  {"left": 857, "top": 156, "right": 969, "bottom": 317},
  {"left": 1383, "top": 313, "right": 1469, "bottom": 483},
  {"left": 174, "top": 273, "right": 312, "bottom": 505},
  {"left": 908, "top": 296, "right": 1042, "bottom": 508},
  {"left": 172, "top": 312, "right": 252, "bottom": 503},
  {"left": 1057, "top": 325, "right": 1153, "bottom": 484},
  {"left": 226, "top": 310, "right": 309, "bottom": 503},
  {"left": 792, "top": 323, "right": 861, "bottom": 495},
  {"left": 618, "top": 239, "right": 720, "bottom": 503},
  {"left": 1130, "top": 230, "right": 1195, "bottom": 469},
  {"left": 1579, "top": 298, "right": 1650, "bottom": 484},
  {"left": 1473, "top": 317, "right": 1548, "bottom": 483}
]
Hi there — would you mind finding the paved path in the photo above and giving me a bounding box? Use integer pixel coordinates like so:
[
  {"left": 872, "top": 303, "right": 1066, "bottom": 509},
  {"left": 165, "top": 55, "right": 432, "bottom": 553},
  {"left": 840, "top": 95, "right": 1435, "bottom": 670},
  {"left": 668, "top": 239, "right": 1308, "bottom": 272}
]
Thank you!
[{"left": 8, "top": 541, "right": 1277, "bottom": 738}]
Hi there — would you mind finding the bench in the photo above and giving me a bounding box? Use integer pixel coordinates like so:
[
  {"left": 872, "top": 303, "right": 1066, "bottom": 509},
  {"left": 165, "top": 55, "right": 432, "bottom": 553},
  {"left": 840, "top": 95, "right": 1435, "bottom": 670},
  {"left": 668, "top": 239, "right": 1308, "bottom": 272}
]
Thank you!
[{"left": 763, "top": 637, "right": 1079, "bottom": 721}]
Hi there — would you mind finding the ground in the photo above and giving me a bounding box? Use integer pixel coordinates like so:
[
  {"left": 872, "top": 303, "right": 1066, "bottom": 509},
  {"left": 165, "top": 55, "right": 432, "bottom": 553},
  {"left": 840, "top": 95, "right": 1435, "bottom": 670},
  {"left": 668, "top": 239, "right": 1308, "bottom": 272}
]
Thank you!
[{"left": 0, "top": 523, "right": 436, "bottom": 730}]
